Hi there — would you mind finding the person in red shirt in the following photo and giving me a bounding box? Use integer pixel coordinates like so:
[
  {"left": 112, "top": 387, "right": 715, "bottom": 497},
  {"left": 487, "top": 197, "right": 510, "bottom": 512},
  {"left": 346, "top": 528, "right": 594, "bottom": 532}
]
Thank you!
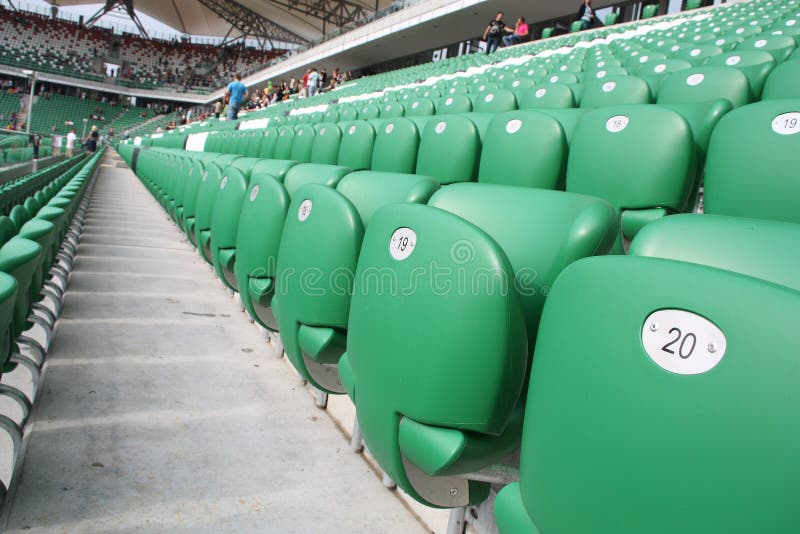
[
  {"left": 503, "top": 17, "right": 529, "bottom": 46},
  {"left": 301, "top": 69, "right": 311, "bottom": 98}
]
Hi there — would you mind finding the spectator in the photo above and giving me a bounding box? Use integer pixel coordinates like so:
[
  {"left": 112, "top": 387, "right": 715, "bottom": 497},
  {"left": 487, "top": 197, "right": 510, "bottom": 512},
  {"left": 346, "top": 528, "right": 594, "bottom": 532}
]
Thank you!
[
  {"left": 86, "top": 125, "right": 99, "bottom": 154},
  {"left": 65, "top": 128, "right": 77, "bottom": 157},
  {"left": 213, "top": 100, "right": 222, "bottom": 119},
  {"left": 576, "top": 0, "right": 597, "bottom": 30},
  {"left": 483, "top": 12, "right": 511, "bottom": 54},
  {"left": 225, "top": 73, "right": 247, "bottom": 120},
  {"left": 320, "top": 68, "right": 328, "bottom": 91},
  {"left": 29, "top": 133, "right": 40, "bottom": 160},
  {"left": 301, "top": 69, "right": 310, "bottom": 98},
  {"left": 307, "top": 68, "right": 320, "bottom": 98},
  {"left": 503, "top": 17, "right": 529, "bottom": 46}
]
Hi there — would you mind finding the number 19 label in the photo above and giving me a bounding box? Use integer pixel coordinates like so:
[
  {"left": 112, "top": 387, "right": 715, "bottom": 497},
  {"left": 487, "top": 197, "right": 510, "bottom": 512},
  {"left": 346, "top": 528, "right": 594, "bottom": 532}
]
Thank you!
[{"left": 641, "top": 309, "right": 727, "bottom": 375}]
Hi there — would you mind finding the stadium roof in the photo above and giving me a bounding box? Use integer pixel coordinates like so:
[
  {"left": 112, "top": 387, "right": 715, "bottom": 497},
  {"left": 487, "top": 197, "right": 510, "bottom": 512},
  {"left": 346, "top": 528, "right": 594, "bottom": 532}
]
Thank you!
[{"left": 44, "top": 0, "right": 394, "bottom": 46}]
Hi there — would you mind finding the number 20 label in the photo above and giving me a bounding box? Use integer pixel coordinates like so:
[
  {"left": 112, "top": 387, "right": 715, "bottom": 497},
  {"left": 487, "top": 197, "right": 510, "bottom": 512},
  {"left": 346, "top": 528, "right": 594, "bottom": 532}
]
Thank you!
[{"left": 641, "top": 309, "right": 727, "bottom": 375}]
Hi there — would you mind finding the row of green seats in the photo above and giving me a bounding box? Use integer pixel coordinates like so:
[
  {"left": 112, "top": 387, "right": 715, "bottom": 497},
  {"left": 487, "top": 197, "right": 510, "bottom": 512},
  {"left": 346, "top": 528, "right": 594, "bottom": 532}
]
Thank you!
[
  {"left": 0, "top": 150, "right": 100, "bottom": 482},
  {"left": 121, "top": 95, "right": 798, "bottom": 517}
]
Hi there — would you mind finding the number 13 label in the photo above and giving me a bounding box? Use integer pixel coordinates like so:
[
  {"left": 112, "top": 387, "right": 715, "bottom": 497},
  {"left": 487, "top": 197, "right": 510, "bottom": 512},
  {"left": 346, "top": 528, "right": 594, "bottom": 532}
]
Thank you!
[{"left": 641, "top": 309, "right": 727, "bottom": 375}]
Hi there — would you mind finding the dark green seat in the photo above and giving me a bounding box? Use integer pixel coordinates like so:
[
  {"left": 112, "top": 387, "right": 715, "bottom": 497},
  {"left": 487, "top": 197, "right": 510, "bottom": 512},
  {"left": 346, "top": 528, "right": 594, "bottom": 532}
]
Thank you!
[
  {"left": 703, "top": 99, "right": 800, "bottom": 223},
  {"left": 339, "top": 184, "right": 617, "bottom": 507},
  {"left": 495, "top": 254, "right": 800, "bottom": 533}
]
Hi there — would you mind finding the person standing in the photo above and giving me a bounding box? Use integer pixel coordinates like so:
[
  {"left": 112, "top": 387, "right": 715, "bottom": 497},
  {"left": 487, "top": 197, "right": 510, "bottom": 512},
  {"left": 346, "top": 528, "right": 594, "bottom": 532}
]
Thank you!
[
  {"left": 307, "top": 68, "right": 320, "bottom": 98},
  {"left": 577, "top": 0, "right": 597, "bottom": 30},
  {"left": 86, "top": 125, "right": 99, "bottom": 154},
  {"left": 213, "top": 99, "right": 223, "bottom": 119},
  {"left": 225, "top": 73, "right": 247, "bottom": 120},
  {"left": 503, "top": 17, "right": 529, "bottom": 46},
  {"left": 483, "top": 12, "right": 511, "bottom": 54},
  {"left": 66, "top": 128, "right": 77, "bottom": 157},
  {"left": 30, "top": 133, "right": 40, "bottom": 160}
]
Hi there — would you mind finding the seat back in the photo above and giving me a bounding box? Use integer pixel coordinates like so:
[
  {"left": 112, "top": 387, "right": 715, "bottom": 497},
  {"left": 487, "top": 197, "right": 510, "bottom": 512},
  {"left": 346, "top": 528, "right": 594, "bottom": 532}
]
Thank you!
[
  {"left": 406, "top": 99, "right": 435, "bottom": 117},
  {"left": 310, "top": 123, "right": 342, "bottom": 165},
  {"left": 416, "top": 115, "right": 481, "bottom": 184},
  {"left": 234, "top": 173, "right": 291, "bottom": 331},
  {"left": 566, "top": 105, "right": 697, "bottom": 246},
  {"left": 706, "top": 51, "right": 776, "bottom": 98},
  {"left": 478, "top": 110, "right": 566, "bottom": 189},
  {"left": 580, "top": 76, "right": 652, "bottom": 107},
  {"left": 703, "top": 99, "right": 800, "bottom": 223},
  {"left": 762, "top": 60, "right": 800, "bottom": 99},
  {"left": 630, "top": 214, "right": 800, "bottom": 292},
  {"left": 370, "top": 118, "right": 420, "bottom": 174},
  {"left": 495, "top": 254, "right": 800, "bottom": 533},
  {"left": 210, "top": 167, "right": 249, "bottom": 290},
  {"left": 519, "top": 85, "right": 575, "bottom": 109},
  {"left": 289, "top": 124, "right": 316, "bottom": 162},
  {"left": 337, "top": 121, "right": 376, "bottom": 171},
  {"left": 436, "top": 94, "right": 472, "bottom": 114},
  {"left": 273, "top": 126, "right": 296, "bottom": 159},
  {"left": 257, "top": 127, "right": 279, "bottom": 158},
  {"left": 657, "top": 67, "right": 751, "bottom": 108},
  {"left": 472, "top": 89, "right": 518, "bottom": 113}
]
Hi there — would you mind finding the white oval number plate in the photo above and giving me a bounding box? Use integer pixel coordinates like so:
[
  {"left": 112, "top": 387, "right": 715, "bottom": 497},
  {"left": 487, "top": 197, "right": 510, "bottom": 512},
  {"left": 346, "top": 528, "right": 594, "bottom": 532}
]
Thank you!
[
  {"left": 606, "top": 115, "right": 629, "bottom": 133},
  {"left": 389, "top": 227, "right": 416, "bottom": 261},
  {"left": 641, "top": 309, "right": 727, "bottom": 375},
  {"left": 771, "top": 112, "right": 800, "bottom": 135},
  {"left": 298, "top": 199, "right": 312, "bottom": 222}
]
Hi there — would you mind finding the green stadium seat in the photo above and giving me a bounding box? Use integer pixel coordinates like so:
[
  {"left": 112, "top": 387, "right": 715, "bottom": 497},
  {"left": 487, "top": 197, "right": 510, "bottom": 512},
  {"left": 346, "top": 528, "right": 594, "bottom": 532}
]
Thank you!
[
  {"left": 274, "top": 173, "right": 439, "bottom": 392},
  {"left": 370, "top": 118, "right": 421, "bottom": 173},
  {"left": 703, "top": 100, "right": 800, "bottom": 223},
  {"left": 630, "top": 214, "right": 800, "bottom": 291},
  {"left": 436, "top": 94, "right": 473, "bottom": 114},
  {"left": 738, "top": 34, "right": 797, "bottom": 62},
  {"left": 472, "top": 89, "right": 517, "bottom": 113},
  {"left": 579, "top": 76, "right": 652, "bottom": 107},
  {"left": 657, "top": 67, "right": 751, "bottom": 108},
  {"left": 706, "top": 51, "right": 776, "bottom": 98},
  {"left": 339, "top": 184, "right": 617, "bottom": 507},
  {"left": 496, "top": 251, "right": 800, "bottom": 533},
  {"left": 519, "top": 85, "right": 575, "bottom": 109},
  {"left": 210, "top": 167, "right": 249, "bottom": 290},
  {"left": 380, "top": 102, "right": 405, "bottom": 118},
  {"left": 641, "top": 4, "right": 659, "bottom": 18},
  {"left": 477, "top": 111, "right": 566, "bottom": 189},
  {"left": 406, "top": 99, "right": 436, "bottom": 117},
  {"left": 762, "top": 60, "right": 800, "bottom": 99},
  {"left": 566, "top": 105, "right": 697, "bottom": 250},
  {"left": 193, "top": 162, "right": 225, "bottom": 264}
]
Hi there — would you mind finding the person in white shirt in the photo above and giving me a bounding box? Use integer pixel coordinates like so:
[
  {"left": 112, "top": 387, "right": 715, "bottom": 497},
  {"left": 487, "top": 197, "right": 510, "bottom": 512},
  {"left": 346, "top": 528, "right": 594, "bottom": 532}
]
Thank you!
[
  {"left": 307, "top": 68, "right": 320, "bottom": 98},
  {"left": 65, "top": 128, "right": 77, "bottom": 157}
]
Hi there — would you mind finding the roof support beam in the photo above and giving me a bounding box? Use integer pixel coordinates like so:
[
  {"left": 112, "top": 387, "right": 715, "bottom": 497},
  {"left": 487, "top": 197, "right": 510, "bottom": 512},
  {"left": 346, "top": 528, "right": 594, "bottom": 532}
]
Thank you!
[
  {"left": 195, "top": 0, "right": 309, "bottom": 47},
  {"left": 265, "top": 0, "right": 374, "bottom": 31},
  {"left": 85, "top": 0, "right": 150, "bottom": 38}
]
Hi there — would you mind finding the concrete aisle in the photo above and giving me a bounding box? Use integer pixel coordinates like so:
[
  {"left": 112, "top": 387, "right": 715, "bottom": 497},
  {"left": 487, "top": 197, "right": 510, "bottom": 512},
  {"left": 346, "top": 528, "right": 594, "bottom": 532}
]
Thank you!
[{"left": 4, "top": 152, "right": 426, "bottom": 534}]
